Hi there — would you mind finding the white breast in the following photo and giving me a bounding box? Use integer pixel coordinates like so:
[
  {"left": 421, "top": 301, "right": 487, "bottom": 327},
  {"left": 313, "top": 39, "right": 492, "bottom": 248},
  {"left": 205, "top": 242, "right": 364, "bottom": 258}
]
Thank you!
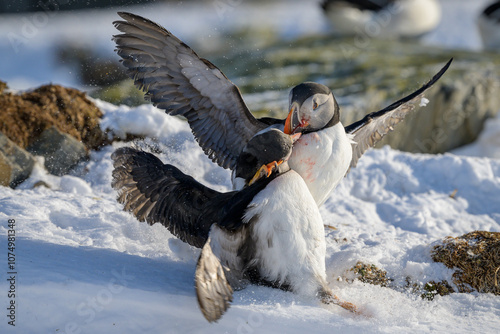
[
  {"left": 325, "top": 0, "right": 441, "bottom": 38},
  {"left": 288, "top": 123, "right": 352, "bottom": 207},
  {"left": 242, "top": 170, "right": 327, "bottom": 296}
]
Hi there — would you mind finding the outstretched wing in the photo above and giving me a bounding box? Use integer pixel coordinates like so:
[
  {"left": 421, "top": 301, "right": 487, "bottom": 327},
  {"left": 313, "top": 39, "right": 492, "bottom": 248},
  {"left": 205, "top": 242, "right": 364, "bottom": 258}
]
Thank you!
[
  {"left": 111, "top": 147, "right": 274, "bottom": 248},
  {"left": 111, "top": 147, "right": 224, "bottom": 248},
  {"left": 345, "top": 58, "right": 452, "bottom": 169},
  {"left": 113, "top": 12, "right": 268, "bottom": 170}
]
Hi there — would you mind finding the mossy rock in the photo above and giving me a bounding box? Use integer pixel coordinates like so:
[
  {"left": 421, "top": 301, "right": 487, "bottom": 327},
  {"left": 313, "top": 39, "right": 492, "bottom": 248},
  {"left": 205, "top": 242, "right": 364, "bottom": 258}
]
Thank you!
[
  {"left": 431, "top": 231, "right": 500, "bottom": 295},
  {"left": 345, "top": 261, "right": 393, "bottom": 287},
  {"left": 0, "top": 81, "right": 108, "bottom": 151}
]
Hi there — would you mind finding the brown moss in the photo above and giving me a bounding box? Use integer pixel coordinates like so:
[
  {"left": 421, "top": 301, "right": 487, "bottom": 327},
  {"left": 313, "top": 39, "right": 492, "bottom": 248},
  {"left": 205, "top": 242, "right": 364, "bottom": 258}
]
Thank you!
[
  {"left": 0, "top": 81, "right": 108, "bottom": 150},
  {"left": 431, "top": 231, "right": 500, "bottom": 295},
  {"left": 348, "top": 261, "right": 392, "bottom": 287}
]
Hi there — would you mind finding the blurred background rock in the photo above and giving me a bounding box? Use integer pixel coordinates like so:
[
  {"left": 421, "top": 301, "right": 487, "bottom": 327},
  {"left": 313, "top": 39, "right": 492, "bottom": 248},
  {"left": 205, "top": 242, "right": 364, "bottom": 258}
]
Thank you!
[{"left": 0, "top": 0, "right": 499, "bottom": 156}]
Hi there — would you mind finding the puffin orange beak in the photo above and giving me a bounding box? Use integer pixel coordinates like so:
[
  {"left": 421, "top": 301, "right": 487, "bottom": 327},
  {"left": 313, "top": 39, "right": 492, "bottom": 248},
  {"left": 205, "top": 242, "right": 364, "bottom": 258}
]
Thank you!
[
  {"left": 290, "top": 133, "right": 302, "bottom": 143},
  {"left": 284, "top": 106, "right": 295, "bottom": 135},
  {"left": 284, "top": 102, "right": 308, "bottom": 135},
  {"left": 248, "top": 160, "right": 284, "bottom": 186}
]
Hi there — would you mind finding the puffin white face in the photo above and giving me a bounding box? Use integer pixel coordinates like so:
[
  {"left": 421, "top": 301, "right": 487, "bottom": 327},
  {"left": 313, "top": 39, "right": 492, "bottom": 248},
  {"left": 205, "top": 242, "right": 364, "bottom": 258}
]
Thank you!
[{"left": 284, "top": 82, "right": 339, "bottom": 135}]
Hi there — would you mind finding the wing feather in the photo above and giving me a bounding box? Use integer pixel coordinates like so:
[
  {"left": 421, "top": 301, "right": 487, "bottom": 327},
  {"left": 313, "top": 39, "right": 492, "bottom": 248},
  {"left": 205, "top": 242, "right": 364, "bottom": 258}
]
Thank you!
[
  {"left": 111, "top": 147, "right": 223, "bottom": 248},
  {"left": 195, "top": 239, "right": 233, "bottom": 322},
  {"left": 111, "top": 147, "right": 275, "bottom": 248},
  {"left": 113, "top": 12, "right": 267, "bottom": 169},
  {"left": 346, "top": 58, "right": 452, "bottom": 169}
]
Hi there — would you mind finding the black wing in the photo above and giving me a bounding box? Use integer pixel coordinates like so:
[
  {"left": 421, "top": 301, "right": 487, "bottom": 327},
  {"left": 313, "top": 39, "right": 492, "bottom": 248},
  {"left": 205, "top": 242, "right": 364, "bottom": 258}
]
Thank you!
[
  {"left": 321, "top": 0, "right": 394, "bottom": 12},
  {"left": 113, "top": 12, "right": 269, "bottom": 170},
  {"left": 112, "top": 147, "right": 222, "bottom": 248},
  {"left": 345, "top": 58, "right": 452, "bottom": 169},
  {"left": 111, "top": 147, "right": 274, "bottom": 248}
]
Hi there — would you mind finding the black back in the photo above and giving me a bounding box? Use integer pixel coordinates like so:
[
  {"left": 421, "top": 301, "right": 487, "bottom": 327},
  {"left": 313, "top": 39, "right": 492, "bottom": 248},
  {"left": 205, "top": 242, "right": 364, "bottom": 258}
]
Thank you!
[
  {"left": 321, "top": 0, "right": 395, "bottom": 12},
  {"left": 483, "top": 2, "right": 500, "bottom": 22}
]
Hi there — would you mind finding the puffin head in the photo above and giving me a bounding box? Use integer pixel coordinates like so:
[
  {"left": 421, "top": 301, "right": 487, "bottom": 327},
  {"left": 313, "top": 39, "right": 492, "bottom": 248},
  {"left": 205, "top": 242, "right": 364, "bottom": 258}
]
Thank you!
[
  {"left": 284, "top": 82, "right": 340, "bottom": 135},
  {"left": 236, "top": 128, "right": 301, "bottom": 186}
]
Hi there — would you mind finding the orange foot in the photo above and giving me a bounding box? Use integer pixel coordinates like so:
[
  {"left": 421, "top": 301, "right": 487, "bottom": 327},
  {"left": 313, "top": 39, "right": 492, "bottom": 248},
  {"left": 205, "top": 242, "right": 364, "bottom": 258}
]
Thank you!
[{"left": 320, "top": 290, "right": 358, "bottom": 314}]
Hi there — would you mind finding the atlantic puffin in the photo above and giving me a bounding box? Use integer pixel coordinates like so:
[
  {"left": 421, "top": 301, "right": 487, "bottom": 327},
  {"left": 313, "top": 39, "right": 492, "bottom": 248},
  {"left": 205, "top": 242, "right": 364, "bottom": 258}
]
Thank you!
[
  {"left": 320, "top": 0, "right": 441, "bottom": 38},
  {"left": 478, "top": 1, "right": 500, "bottom": 50},
  {"left": 113, "top": 12, "right": 451, "bottom": 206},
  {"left": 111, "top": 128, "right": 356, "bottom": 322}
]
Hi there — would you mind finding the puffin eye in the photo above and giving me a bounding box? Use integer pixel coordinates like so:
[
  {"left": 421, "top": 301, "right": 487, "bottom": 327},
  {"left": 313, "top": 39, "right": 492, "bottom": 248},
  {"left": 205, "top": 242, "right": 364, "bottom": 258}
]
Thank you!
[{"left": 313, "top": 101, "right": 318, "bottom": 110}]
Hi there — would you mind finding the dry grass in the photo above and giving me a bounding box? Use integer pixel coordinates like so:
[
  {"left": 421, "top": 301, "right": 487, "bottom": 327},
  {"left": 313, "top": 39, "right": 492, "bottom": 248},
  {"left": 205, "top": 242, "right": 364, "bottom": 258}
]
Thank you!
[{"left": 431, "top": 231, "right": 500, "bottom": 295}]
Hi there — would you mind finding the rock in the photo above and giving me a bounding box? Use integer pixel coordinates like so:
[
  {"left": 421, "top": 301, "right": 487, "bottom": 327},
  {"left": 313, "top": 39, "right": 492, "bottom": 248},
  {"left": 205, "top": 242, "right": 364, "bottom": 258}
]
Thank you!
[
  {"left": 208, "top": 36, "right": 500, "bottom": 153},
  {"left": 27, "top": 127, "right": 88, "bottom": 176},
  {"left": 0, "top": 132, "right": 35, "bottom": 187},
  {"left": 0, "top": 151, "right": 12, "bottom": 187},
  {"left": 375, "top": 69, "right": 500, "bottom": 153}
]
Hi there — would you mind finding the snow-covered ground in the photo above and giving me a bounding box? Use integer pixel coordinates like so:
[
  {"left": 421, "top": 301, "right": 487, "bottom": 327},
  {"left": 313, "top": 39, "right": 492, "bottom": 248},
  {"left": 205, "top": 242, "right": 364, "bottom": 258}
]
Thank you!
[
  {"left": 1, "top": 0, "right": 499, "bottom": 333},
  {"left": 1, "top": 99, "right": 499, "bottom": 333},
  {"left": 0, "top": 0, "right": 494, "bottom": 90}
]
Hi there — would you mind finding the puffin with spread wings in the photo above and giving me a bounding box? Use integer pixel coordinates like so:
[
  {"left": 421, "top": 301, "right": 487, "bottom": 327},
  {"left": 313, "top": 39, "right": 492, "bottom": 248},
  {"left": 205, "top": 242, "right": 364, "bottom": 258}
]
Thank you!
[
  {"left": 112, "top": 12, "right": 451, "bottom": 207},
  {"left": 112, "top": 129, "right": 356, "bottom": 322}
]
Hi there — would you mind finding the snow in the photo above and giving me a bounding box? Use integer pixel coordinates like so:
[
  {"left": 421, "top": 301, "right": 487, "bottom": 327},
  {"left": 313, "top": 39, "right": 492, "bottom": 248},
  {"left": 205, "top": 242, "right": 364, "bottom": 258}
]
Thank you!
[{"left": 1, "top": 100, "right": 500, "bottom": 333}]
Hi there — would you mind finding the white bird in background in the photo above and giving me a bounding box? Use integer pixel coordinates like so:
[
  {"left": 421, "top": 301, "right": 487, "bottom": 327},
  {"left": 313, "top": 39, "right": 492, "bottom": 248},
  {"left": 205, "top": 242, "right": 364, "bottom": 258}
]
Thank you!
[
  {"left": 478, "top": 1, "right": 500, "bottom": 50},
  {"left": 113, "top": 12, "right": 451, "bottom": 208},
  {"left": 321, "top": 0, "right": 441, "bottom": 38}
]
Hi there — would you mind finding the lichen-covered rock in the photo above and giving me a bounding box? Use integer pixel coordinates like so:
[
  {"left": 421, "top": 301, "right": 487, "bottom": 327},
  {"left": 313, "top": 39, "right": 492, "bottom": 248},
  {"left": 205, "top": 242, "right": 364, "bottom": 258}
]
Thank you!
[
  {"left": 27, "top": 127, "right": 87, "bottom": 176},
  {"left": 0, "top": 132, "right": 35, "bottom": 187}
]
